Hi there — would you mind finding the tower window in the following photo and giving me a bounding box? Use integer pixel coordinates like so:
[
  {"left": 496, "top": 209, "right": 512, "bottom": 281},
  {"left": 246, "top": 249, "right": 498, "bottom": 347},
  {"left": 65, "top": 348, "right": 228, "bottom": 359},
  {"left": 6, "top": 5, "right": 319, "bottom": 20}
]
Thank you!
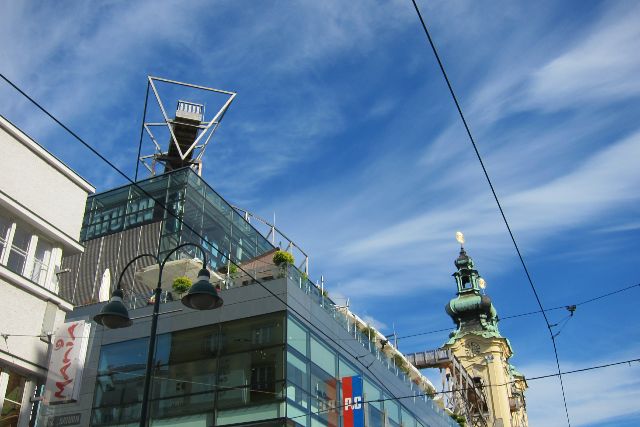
[{"left": 461, "top": 276, "right": 470, "bottom": 288}]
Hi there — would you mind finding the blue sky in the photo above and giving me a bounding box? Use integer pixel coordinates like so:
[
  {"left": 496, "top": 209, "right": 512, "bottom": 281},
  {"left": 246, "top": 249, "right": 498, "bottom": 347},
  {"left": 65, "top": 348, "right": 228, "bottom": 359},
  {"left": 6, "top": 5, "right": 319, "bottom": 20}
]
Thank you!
[{"left": 1, "top": 1, "right": 639, "bottom": 425}]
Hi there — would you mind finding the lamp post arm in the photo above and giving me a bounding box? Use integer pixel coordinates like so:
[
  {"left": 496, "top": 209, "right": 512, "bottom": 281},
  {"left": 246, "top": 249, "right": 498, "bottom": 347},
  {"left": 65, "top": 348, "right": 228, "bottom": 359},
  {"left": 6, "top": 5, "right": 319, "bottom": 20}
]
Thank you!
[
  {"left": 114, "top": 253, "right": 160, "bottom": 292},
  {"left": 158, "top": 242, "right": 209, "bottom": 273}
]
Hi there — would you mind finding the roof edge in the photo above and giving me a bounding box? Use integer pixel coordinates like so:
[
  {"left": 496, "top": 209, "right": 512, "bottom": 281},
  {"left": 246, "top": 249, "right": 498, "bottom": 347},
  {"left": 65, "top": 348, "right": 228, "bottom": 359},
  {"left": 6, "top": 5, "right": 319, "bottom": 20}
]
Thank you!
[{"left": 0, "top": 115, "right": 95, "bottom": 194}]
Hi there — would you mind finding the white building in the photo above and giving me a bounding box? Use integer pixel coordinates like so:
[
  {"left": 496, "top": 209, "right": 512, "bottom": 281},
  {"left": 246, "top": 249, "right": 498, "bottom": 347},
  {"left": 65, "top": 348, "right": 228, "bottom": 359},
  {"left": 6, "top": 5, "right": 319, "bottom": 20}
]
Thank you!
[{"left": 0, "top": 116, "right": 93, "bottom": 427}]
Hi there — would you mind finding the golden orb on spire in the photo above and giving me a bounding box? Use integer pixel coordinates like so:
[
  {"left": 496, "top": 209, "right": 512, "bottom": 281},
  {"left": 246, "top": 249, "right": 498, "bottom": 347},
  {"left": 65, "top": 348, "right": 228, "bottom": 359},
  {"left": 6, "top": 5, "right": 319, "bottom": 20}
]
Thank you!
[{"left": 455, "top": 231, "right": 465, "bottom": 246}]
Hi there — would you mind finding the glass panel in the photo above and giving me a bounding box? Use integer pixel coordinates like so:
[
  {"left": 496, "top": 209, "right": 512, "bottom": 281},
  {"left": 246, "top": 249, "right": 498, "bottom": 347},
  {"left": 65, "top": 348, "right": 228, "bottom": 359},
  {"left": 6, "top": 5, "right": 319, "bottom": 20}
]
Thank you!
[
  {"left": 367, "top": 404, "right": 385, "bottom": 427},
  {"left": 93, "top": 314, "right": 287, "bottom": 425},
  {"left": 6, "top": 225, "right": 30, "bottom": 275},
  {"left": 388, "top": 419, "right": 401, "bottom": 427},
  {"left": 150, "top": 413, "right": 209, "bottom": 426},
  {"left": 363, "top": 378, "right": 382, "bottom": 410},
  {"left": 223, "top": 313, "right": 284, "bottom": 355},
  {"left": 401, "top": 408, "right": 416, "bottom": 427},
  {"left": 286, "top": 382, "right": 309, "bottom": 411},
  {"left": 216, "top": 402, "right": 280, "bottom": 426},
  {"left": 339, "top": 357, "right": 358, "bottom": 379},
  {"left": 287, "top": 351, "right": 308, "bottom": 390},
  {"left": 94, "top": 334, "right": 171, "bottom": 425},
  {"left": 310, "top": 337, "right": 335, "bottom": 376},
  {"left": 287, "top": 317, "right": 307, "bottom": 356},
  {"left": 287, "top": 399, "right": 308, "bottom": 426},
  {"left": 0, "top": 214, "right": 10, "bottom": 256},
  {"left": 384, "top": 395, "right": 400, "bottom": 423},
  {"left": 31, "top": 238, "right": 53, "bottom": 286},
  {"left": 309, "top": 364, "right": 338, "bottom": 427}
]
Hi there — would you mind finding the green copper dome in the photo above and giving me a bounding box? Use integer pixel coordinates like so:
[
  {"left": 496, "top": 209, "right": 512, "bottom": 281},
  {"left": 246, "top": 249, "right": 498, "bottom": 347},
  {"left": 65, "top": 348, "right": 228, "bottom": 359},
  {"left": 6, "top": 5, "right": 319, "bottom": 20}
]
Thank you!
[{"left": 445, "top": 247, "right": 504, "bottom": 345}]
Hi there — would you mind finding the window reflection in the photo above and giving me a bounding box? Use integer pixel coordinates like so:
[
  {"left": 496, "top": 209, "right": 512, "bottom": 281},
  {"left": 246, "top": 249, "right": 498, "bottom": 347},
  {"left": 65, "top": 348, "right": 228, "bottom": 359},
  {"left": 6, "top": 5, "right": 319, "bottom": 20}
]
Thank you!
[{"left": 92, "top": 312, "right": 285, "bottom": 426}]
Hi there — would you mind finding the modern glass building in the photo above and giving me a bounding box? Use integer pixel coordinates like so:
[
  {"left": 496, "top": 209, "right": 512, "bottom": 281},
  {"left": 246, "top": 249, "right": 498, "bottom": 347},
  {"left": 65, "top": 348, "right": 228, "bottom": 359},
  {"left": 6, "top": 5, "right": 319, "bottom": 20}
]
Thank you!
[
  {"left": 47, "top": 266, "right": 457, "bottom": 427},
  {"left": 51, "top": 166, "right": 457, "bottom": 427},
  {"left": 59, "top": 167, "right": 274, "bottom": 305}
]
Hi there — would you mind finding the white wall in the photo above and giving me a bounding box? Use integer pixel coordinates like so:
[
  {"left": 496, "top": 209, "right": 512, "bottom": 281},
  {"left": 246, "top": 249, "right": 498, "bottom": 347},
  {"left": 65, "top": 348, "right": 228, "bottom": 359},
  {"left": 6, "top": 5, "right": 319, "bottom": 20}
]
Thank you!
[
  {"left": 0, "top": 277, "right": 67, "bottom": 374},
  {"left": 0, "top": 117, "right": 93, "bottom": 239}
]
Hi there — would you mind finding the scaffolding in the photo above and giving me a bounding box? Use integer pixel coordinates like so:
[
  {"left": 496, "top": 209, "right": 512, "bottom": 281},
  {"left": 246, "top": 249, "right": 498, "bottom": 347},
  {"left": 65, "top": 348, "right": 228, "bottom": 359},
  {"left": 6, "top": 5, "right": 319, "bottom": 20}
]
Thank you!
[{"left": 405, "top": 348, "right": 490, "bottom": 427}]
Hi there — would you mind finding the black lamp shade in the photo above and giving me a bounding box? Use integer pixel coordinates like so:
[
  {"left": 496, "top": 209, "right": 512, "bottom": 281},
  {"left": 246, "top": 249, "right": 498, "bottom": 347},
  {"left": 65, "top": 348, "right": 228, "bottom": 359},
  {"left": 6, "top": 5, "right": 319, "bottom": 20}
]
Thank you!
[
  {"left": 94, "top": 289, "right": 133, "bottom": 329},
  {"left": 181, "top": 268, "right": 223, "bottom": 310}
]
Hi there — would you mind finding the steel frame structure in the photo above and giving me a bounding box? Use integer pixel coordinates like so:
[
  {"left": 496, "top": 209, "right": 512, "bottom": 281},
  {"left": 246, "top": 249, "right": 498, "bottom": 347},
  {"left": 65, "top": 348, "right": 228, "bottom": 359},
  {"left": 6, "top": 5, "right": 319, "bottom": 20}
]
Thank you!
[
  {"left": 135, "top": 76, "right": 236, "bottom": 179},
  {"left": 405, "top": 348, "right": 490, "bottom": 427}
]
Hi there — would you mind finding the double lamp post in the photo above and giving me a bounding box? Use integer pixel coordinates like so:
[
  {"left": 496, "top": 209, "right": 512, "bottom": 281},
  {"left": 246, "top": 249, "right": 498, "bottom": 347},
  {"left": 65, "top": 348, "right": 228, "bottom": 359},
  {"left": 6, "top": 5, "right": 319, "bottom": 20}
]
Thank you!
[{"left": 93, "top": 242, "right": 224, "bottom": 427}]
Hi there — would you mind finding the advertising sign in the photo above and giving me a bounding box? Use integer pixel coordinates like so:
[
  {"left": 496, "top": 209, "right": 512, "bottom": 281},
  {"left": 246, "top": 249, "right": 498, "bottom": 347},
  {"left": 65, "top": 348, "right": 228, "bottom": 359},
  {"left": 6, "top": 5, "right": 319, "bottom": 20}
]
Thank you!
[
  {"left": 342, "top": 375, "right": 364, "bottom": 427},
  {"left": 44, "top": 320, "right": 91, "bottom": 404}
]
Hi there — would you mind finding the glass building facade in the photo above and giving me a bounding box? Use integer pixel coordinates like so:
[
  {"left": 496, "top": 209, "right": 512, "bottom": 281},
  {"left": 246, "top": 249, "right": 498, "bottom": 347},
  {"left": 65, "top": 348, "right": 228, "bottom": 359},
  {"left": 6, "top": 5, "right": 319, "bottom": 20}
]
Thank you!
[
  {"left": 87, "top": 301, "right": 456, "bottom": 427},
  {"left": 92, "top": 312, "right": 285, "bottom": 426},
  {"left": 53, "top": 168, "right": 457, "bottom": 427},
  {"left": 79, "top": 167, "right": 273, "bottom": 271}
]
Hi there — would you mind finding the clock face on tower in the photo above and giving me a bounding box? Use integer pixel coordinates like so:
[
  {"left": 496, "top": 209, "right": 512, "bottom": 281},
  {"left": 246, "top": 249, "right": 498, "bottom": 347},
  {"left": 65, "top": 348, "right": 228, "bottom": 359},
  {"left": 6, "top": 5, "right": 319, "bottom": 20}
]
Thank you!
[{"left": 465, "top": 341, "right": 481, "bottom": 357}]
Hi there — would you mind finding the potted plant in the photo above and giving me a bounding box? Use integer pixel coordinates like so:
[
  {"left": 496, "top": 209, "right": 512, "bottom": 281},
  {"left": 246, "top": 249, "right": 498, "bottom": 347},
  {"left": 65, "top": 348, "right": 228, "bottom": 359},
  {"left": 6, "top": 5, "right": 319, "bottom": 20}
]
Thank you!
[
  {"left": 217, "top": 263, "right": 238, "bottom": 276},
  {"left": 172, "top": 276, "right": 192, "bottom": 296},
  {"left": 272, "top": 250, "right": 294, "bottom": 267},
  {"left": 273, "top": 250, "right": 294, "bottom": 278},
  {"left": 218, "top": 263, "right": 239, "bottom": 289}
]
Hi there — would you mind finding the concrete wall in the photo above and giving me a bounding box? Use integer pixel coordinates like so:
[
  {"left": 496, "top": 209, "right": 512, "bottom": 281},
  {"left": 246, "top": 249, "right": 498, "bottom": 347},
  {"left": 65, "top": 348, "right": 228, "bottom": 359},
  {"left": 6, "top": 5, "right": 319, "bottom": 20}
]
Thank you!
[
  {"left": 0, "top": 115, "right": 93, "bottom": 427},
  {"left": 0, "top": 276, "right": 67, "bottom": 375},
  {"left": 0, "top": 116, "right": 93, "bottom": 240}
]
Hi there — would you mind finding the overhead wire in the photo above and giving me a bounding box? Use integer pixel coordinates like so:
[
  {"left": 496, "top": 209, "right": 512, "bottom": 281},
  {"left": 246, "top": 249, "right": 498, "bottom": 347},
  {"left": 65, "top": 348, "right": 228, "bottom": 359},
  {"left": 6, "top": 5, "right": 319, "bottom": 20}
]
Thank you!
[
  {"left": 4, "top": 68, "right": 630, "bottom": 423},
  {"left": 87, "top": 351, "right": 640, "bottom": 420},
  {"left": 409, "top": 1, "right": 571, "bottom": 425},
  {"left": 392, "top": 282, "right": 640, "bottom": 340},
  {"left": 0, "top": 65, "right": 635, "bottom": 427},
  {"left": 0, "top": 72, "right": 403, "bottom": 401},
  {"left": 288, "top": 356, "right": 640, "bottom": 421}
]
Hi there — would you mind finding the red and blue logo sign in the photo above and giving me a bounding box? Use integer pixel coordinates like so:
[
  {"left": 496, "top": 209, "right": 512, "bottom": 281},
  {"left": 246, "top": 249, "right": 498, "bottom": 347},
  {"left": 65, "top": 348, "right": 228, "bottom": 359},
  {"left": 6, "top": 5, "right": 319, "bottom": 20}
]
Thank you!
[{"left": 342, "top": 375, "right": 364, "bottom": 427}]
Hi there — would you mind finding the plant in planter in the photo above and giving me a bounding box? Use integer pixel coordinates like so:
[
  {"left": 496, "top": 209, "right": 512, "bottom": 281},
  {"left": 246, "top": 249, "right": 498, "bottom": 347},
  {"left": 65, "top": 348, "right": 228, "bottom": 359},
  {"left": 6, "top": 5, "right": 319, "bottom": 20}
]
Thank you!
[
  {"left": 273, "top": 250, "right": 295, "bottom": 278},
  {"left": 217, "top": 263, "right": 238, "bottom": 276},
  {"left": 172, "top": 276, "right": 192, "bottom": 296},
  {"left": 273, "top": 250, "right": 295, "bottom": 267}
]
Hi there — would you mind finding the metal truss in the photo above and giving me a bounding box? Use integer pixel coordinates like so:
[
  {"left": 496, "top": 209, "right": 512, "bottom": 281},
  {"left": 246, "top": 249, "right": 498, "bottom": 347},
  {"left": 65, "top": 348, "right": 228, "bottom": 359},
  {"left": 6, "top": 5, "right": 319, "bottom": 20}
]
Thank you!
[
  {"left": 137, "top": 76, "right": 236, "bottom": 177},
  {"left": 405, "top": 348, "right": 490, "bottom": 427}
]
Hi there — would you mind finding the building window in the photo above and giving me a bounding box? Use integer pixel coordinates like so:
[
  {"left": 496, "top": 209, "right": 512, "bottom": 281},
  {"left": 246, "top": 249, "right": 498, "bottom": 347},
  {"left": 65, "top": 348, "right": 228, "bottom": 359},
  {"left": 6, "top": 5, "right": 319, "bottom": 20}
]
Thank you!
[
  {"left": 0, "top": 215, "right": 10, "bottom": 255},
  {"left": 0, "top": 210, "right": 61, "bottom": 293},
  {"left": 0, "top": 370, "right": 27, "bottom": 427},
  {"left": 6, "top": 225, "right": 30, "bottom": 275},
  {"left": 31, "top": 238, "right": 53, "bottom": 286}
]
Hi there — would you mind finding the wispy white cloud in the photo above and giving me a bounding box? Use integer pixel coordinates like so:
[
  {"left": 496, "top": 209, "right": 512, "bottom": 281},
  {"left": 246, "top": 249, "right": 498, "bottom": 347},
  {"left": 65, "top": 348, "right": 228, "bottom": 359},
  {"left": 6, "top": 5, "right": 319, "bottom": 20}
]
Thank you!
[
  {"left": 525, "top": 2, "right": 640, "bottom": 111},
  {"left": 521, "top": 348, "right": 640, "bottom": 426},
  {"left": 333, "top": 127, "right": 640, "bottom": 296}
]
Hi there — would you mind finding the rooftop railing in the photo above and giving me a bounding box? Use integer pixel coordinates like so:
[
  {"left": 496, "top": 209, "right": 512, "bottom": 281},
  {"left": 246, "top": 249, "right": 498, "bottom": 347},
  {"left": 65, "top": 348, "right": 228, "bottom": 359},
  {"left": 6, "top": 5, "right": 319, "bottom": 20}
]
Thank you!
[{"left": 122, "top": 260, "right": 449, "bottom": 421}]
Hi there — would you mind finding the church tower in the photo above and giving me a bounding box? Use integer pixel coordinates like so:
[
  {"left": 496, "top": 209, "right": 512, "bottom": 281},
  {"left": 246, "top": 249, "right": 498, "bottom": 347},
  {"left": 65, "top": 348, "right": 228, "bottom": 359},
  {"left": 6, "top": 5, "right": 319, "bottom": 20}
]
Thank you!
[{"left": 442, "top": 233, "right": 529, "bottom": 427}]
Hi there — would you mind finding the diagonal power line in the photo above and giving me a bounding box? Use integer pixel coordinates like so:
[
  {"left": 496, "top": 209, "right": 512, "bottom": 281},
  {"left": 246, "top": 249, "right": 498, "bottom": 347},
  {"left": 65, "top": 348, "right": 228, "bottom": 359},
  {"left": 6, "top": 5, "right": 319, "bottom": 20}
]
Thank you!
[
  {"left": 0, "top": 71, "right": 415, "bottom": 407},
  {"left": 409, "top": 1, "right": 571, "bottom": 425},
  {"left": 392, "top": 282, "right": 639, "bottom": 340}
]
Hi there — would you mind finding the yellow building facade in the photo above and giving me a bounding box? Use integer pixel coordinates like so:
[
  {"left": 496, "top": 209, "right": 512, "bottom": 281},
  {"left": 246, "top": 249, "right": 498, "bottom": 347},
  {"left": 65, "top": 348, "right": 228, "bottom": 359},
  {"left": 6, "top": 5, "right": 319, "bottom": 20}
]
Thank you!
[{"left": 442, "top": 245, "right": 528, "bottom": 427}]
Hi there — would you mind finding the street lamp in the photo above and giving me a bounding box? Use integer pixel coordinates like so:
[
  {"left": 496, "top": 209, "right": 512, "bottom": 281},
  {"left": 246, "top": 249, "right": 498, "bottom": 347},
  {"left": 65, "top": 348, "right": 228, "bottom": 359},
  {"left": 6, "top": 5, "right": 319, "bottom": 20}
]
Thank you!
[{"left": 93, "top": 242, "right": 223, "bottom": 426}]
